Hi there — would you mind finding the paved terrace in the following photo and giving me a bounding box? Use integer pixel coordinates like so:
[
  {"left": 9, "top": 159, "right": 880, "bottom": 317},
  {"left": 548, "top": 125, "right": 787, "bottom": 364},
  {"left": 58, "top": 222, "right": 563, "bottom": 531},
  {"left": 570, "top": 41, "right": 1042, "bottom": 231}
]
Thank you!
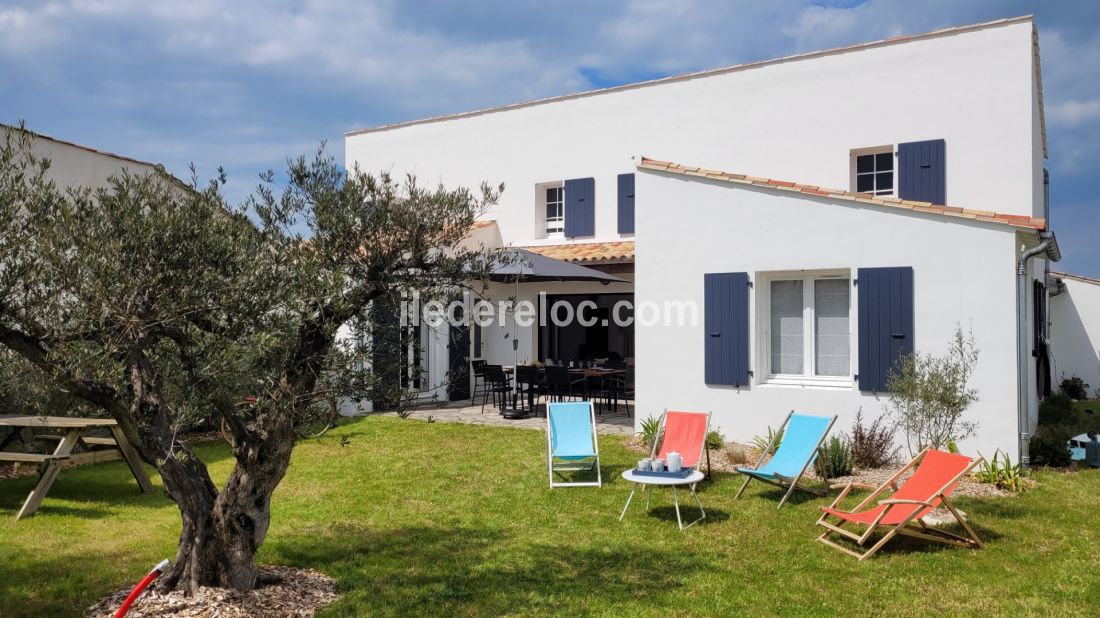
[{"left": 374, "top": 400, "right": 635, "bottom": 435}]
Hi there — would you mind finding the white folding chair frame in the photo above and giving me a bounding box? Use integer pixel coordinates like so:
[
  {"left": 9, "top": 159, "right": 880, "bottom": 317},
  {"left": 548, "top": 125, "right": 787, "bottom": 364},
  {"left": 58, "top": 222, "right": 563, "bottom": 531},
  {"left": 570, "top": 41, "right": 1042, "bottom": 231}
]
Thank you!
[{"left": 546, "top": 401, "right": 602, "bottom": 488}]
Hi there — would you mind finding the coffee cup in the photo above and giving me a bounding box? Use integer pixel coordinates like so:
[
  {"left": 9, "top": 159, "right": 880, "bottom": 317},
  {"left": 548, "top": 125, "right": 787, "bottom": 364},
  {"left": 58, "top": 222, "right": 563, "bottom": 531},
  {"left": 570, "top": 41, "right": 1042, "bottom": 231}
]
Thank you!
[
  {"left": 638, "top": 458, "right": 652, "bottom": 471},
  {"left": 651, "top": 458, "right": 665, "bottom": 472}
]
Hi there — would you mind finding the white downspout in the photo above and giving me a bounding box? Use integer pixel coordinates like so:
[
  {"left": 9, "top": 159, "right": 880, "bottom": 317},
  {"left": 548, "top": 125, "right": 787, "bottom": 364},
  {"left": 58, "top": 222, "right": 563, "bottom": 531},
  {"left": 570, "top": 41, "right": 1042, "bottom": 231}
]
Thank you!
[{"left": 1016, "top": 232, "right": 1058, "bottom": 468}]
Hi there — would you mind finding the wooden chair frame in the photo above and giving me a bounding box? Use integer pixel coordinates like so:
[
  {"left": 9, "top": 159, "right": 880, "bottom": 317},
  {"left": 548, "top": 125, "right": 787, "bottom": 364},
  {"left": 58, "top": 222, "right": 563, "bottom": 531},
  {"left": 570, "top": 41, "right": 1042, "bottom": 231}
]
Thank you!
[
  {"left": 815, "top": 448, "right": 985, "bottom": 560},
  {"left": 734, "top": 411, "right": 837, "bottom": 508}
]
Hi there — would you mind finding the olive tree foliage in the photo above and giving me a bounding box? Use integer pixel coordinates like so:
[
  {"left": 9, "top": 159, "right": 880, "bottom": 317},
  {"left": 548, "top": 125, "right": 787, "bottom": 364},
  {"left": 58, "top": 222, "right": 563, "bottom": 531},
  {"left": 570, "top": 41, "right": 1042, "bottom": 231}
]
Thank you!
[
  {"left": 0, "top": 124, "right": 504, "bottom": 591},
  {"left": 885, "top": 325, "right": 980, "bottom": 455}
]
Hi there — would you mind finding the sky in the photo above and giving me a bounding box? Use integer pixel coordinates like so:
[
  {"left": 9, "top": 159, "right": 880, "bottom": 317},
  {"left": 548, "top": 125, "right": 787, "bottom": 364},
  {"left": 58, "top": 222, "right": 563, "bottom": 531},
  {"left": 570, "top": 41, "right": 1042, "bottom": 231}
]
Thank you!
[{"left": 1, "top": 0, "right": 1098, "bottom": 274}]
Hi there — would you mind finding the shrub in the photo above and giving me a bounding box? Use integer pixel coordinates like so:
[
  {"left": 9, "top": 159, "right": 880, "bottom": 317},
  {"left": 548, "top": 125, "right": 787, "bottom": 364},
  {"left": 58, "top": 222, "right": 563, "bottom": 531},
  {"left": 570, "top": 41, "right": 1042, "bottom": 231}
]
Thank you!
[
  {"left": 886, "top": 325, "right": 979, "bottom": 455},
  {"left": 849, "top": 408, "right": 898, "bottom": 469},
  {"left": 706, "top": 430, "right": 725, "bottom": 450},
  {"left": 1038, "top": 392, "right": 1076, "bottom": 427},
  {"left": 1030, "top": 424, "right": 1073, "bottom": 468},
  {"left": 752, "top": 426, "right": 784, "bottom": 455},
  {"left": 639, "top": 415, "right": 661, "bottom": 450},
  {"left": 974, "top": 449, "right": 1028, "bottom": 493},
  {"left": 814, "top": 435, "right": 853, "bottom": 479},
  {"left": 1060, "top": 375, "right": 1090, "bottom": 400},
  {"left": 724, "top": 444, "right": 753, "bottom": 466}
]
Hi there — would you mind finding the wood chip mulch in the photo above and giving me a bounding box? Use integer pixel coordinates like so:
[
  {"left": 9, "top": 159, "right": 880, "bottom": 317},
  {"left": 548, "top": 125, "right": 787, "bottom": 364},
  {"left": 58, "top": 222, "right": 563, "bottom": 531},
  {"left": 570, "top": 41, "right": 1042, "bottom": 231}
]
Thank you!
[{"left": 87, "top": 566, "right": 339, "bottom": 618}]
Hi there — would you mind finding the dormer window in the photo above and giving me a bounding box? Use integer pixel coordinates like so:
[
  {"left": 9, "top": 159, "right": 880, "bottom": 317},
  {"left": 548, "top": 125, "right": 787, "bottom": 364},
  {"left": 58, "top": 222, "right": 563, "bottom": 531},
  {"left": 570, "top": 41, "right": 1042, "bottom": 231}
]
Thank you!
[
  {"left": 544, "top": 184, "right": 564, "bottom": 236},
  {"left": 852, "top": 148, "right": 894, "bottom": 196}
]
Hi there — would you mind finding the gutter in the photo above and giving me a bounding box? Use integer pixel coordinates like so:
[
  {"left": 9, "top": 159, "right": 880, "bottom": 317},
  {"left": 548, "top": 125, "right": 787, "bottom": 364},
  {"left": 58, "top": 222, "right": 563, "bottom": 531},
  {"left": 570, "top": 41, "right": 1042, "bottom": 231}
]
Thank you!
[{"left": 1016, "top": 230, "right": 1060, "bottom": 468}]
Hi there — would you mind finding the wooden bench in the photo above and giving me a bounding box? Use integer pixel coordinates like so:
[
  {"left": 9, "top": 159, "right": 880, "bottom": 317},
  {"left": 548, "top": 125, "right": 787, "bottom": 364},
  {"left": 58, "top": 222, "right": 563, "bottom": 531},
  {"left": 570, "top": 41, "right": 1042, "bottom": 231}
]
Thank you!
[{"left": 0, "top": 452, "right": 70, "bottom": 463}]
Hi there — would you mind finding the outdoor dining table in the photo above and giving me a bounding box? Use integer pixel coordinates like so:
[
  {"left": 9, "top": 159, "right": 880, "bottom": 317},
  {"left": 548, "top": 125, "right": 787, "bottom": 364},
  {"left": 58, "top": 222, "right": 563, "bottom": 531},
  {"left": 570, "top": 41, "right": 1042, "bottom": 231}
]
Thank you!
[
  {"left": 0, "top": 415, "right": 155, "bottom": 519},
  {"left": 501, "top": 366, "right": 627, "bottom": 413}
]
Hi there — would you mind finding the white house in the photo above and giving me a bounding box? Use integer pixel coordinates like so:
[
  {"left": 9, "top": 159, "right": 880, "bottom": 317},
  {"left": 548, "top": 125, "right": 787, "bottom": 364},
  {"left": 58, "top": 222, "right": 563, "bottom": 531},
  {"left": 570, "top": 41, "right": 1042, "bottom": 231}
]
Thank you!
[
  {"left": 345, "top": 16, "right": 1077, "bottom": 461},
  {"left": 1, "top": 123, "right": 166, "bottom": 190},
  {"left": 1050, "top": 271, "right": 1100, "bottom": 395}
]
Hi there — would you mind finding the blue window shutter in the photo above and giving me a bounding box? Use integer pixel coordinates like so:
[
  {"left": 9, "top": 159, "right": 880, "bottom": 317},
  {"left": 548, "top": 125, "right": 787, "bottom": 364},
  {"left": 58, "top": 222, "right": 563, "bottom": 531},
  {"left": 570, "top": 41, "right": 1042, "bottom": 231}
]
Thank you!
[
  {"left": 704, "top": 272, "right": 750, "bottom": 386},
  {"left": 564, "top": 177, "right": 595, "bottom": 237},
  {"left": 857, "top": 267, "right": 914, "bottom": 392},
  {"left": 898, "top": 139, "right": 946, "bottom": 205},
  {"left": 617, "top": 173, "right": 635, "bottom": 234}
]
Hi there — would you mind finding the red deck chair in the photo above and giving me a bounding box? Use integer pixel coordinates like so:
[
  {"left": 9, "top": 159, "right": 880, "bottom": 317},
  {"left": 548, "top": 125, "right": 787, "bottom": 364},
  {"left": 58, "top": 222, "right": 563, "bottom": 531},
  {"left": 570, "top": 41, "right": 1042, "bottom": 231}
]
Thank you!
[
  {"left": 816, "top": 448, "right": 984, "bottom": 560},
  {"left": 650, "top": 410, "right": 711, "bottom": 476}
]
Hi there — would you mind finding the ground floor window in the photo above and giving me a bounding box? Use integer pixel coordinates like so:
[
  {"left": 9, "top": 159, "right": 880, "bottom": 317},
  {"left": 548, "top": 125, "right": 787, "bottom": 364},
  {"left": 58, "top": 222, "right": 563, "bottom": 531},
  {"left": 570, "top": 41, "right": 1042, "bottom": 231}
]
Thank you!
[{"left": 765, "top": 273, "right": 851, "bottom": 384}]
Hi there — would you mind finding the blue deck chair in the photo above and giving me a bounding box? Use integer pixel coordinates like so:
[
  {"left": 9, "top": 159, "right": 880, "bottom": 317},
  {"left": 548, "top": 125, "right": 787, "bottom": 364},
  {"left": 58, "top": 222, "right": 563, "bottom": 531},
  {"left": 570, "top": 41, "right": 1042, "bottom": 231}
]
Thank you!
[
  {"left": 546, "top": 401, "right": 602, "bottom": 488},
  {"left": 734, "top": 411, "right": 837, "bottom": 508}
]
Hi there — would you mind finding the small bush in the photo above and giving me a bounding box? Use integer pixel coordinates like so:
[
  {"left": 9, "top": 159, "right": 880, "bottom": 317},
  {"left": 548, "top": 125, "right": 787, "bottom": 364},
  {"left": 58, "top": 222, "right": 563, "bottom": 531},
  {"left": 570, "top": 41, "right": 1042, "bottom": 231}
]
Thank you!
[
  {"left": 1039, "top": 392, "right": 1076, "bottom": 426},
  {"left": 849, "top": 409, "right": 898, "bottom": 469},
  {"left": 1030, "top": 424, "right": 1073, "bottom": 468},
  {"left": 974, "top": 449, "right": 1027, "bottom": 493},
  {"left": 1060, "top": 375, "right": 1090, "bottom": 400},
  {"left": 814, "top": 435, "right": 853, "bottom": 479},
  {"left": 752, "top": 426, "right": 784, "bottom": 455},
  {"left": 639, "top": 415, "right": 661, "bottom": 450},
  {"left": 706, "top": 430, "right": 724, "bottom": 450}
]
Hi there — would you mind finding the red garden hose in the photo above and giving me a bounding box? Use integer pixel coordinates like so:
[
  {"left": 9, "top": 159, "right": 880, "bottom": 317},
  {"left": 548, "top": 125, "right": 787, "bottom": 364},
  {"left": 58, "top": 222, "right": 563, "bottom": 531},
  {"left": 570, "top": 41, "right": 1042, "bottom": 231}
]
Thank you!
[{"left": 113, "top": 559, "right": 170, "bottom": 618}]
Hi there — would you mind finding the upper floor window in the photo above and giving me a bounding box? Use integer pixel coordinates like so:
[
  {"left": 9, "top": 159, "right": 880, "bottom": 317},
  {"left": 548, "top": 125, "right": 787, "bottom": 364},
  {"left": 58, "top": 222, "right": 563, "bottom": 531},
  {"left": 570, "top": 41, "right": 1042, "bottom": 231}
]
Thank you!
[
  {"left": 545, "top": 185, "right": 564, "bottom": 236},
  {"left": 852, "top": 148, "right": 894, "bottom": 196}
]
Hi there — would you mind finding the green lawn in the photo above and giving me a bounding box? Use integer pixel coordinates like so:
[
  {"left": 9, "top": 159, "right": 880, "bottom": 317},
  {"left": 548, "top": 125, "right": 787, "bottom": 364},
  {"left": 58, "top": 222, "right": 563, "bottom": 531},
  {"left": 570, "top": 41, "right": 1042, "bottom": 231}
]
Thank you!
[{"left": 2, "top": 416, "right": 1099, "bottom": 617}]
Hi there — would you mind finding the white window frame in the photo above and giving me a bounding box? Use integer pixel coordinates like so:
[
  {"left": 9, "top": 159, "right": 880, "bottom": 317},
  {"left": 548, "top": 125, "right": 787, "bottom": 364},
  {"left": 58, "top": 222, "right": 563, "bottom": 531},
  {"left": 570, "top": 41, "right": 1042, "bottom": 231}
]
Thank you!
[
  {"left": 759, "top": 270, "right": 854, "bottom": 389},
  {"left": 850, "top": 146, "right": 895, "bottom": 197},
  {"left": 539, "top": 182, "right": 565, "bottom": 238}
]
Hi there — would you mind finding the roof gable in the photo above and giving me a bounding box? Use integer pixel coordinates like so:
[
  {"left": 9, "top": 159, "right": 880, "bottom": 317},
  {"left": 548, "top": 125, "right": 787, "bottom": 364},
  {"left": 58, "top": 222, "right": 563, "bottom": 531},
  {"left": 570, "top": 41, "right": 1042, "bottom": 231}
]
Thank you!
[{"left": 637, "top": 156, "right": 1045, "bottom": 231}]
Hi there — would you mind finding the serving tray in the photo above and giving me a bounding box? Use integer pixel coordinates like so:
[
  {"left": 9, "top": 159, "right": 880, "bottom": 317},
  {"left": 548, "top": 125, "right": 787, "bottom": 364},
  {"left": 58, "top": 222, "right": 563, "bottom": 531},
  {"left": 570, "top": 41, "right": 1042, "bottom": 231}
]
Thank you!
[{"left": 632, "top": 466, "right": 695, "bottom": 479}]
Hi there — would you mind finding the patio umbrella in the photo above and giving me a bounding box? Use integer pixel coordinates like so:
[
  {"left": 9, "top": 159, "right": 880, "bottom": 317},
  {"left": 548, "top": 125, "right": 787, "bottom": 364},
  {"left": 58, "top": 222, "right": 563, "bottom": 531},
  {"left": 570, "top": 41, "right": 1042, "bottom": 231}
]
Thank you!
[{"left": 485, "top": 248, "right": 627, "bottom": 416}]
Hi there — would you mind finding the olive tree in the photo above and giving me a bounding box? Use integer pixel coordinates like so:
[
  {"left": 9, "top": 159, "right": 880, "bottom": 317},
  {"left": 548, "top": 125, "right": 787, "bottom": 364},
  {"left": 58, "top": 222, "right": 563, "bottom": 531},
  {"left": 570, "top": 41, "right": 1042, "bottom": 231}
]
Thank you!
[
  {"left": 885, "top": 325, "right": 980, "bottom": 455},
  {"left": 0, "top": 125, "right": 501, "bottom": 591}
]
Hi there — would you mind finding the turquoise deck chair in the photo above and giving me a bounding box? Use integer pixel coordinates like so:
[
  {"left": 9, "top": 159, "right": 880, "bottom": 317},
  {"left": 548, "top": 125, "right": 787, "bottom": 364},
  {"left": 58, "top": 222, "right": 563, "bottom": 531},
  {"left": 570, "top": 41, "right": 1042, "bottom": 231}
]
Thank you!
[
  {"left": 734, "top": 411, "right": 837, "bottom": 508},
  {"left": 546, "top": 401, "right": 602, "bottom": 488}
]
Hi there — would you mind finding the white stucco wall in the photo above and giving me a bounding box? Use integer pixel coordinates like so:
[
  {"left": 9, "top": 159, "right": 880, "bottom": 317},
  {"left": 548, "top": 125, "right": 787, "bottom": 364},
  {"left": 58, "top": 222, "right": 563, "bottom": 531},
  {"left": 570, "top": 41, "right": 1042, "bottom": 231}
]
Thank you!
[
  {"left": 634, "top": 168, "right": 1023, "bottom": 456},
  {"left": 16, "top": 129, "right": 162, "bottom": 190},
  {"left": 346, "top": 17, "right": 1042, "bottom": 247},
  {"left": 1051, "top": 276, "right": 1100, "bottom": 395}
]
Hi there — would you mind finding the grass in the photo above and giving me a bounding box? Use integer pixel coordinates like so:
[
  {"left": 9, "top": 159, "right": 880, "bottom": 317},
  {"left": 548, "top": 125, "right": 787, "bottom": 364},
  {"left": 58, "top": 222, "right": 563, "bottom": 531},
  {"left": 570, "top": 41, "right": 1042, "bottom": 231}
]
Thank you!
[{"left": 2, "top": 416, "right": 1099, "bottom": 617}]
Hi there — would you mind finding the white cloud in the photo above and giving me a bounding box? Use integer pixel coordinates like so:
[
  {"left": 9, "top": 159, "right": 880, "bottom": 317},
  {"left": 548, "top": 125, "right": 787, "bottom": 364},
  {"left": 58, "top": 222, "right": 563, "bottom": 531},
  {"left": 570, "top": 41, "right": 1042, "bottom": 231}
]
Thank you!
[{"left": 1049, "top": 99, "right": 1100, "bottom": 127}]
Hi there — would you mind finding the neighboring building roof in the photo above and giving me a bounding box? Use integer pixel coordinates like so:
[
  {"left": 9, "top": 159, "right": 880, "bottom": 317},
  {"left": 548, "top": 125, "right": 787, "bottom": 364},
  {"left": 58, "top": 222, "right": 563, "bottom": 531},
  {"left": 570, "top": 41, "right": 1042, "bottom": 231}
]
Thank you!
[
  {"left": 1052, "top": 271, "right": 1100, "bottom": 286},
  {"left": 346, "top": 16, "right": 1044, "bottom": 155},
  {"left": 523, "top": 241, "right": 635, "bottom": 264},
  {"left": 1, "top": 122, "right": 164, "bottom": 170},
  {"left": 637, "top": 156, "right": 1047, "bottom": 231}
]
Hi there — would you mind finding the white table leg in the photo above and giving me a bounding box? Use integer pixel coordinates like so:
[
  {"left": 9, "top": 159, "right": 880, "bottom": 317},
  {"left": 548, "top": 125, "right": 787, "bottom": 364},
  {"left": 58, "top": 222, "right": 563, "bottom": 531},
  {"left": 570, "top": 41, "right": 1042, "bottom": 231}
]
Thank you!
[
  {"left": 619, "top": 483, "right": 637, "bottom": 521},
  {"left": 672, "top": 486, "right": 684, "bottom": 529}
]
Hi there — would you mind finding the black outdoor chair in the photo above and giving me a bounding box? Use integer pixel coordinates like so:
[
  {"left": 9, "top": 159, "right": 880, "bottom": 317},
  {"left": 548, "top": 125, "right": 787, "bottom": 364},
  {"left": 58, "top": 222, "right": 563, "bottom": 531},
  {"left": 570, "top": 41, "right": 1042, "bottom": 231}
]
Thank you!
[
  {"left": 515, "top": 365, "right": 543, "bottom": 414},
  {"left": 471, "top": 359, "right": 487, "bottom": 403},
  {"left": 480, "top": 364, "right": 512, "bottom": 413},
  {"left": 598, "top": 360, "right": 629, "bottom": 413},
  {"left": 545, "top": 366, "right": 586, "bottom": 403}
]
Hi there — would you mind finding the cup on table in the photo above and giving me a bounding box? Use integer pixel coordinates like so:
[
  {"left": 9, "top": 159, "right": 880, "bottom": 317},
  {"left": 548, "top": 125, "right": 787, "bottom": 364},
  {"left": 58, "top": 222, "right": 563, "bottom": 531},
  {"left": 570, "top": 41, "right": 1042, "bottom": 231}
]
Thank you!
[
  {"left": 638, "top": 458, "right": 652, "bottom": 471},
  {"left": 651, "top": 458, "right": 665, "bottom": 472}
]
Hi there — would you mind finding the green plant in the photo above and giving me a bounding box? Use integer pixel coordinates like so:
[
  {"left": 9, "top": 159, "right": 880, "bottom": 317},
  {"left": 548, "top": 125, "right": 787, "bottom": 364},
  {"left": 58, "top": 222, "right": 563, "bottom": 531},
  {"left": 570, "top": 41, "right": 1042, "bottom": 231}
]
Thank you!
[
  {"left": 849, "top": 408, "right": 898, "bottom": 468},
  {"left": 724, "top": 444, "right": 753, "bottom": 466},
  {"left": 813, "top": 435, "right": 853, "bottom": 479},
  {"left": 752, "top": 426, "right": 784, "bottom": 455},
  {"left": 1040, "top": 392, "right": 1077, "bottom": 426},
  {"left": 1030, "top": 425, "right": 1073, "bottom": 468},
  {"left": 706, "top": 430, "right": 725, "bottom": 450},
  {"left": 639, "top": 415, "right": 661, "bottom": 450},
  {"left": 886, "top": 325, "right": 980, "bottom": 455},
  {"left": 1060, "top": 374, "right": 1090, "bottom": 400},
  {"left": 974, "top": 450, "right": 1027, "bottom": 493}
]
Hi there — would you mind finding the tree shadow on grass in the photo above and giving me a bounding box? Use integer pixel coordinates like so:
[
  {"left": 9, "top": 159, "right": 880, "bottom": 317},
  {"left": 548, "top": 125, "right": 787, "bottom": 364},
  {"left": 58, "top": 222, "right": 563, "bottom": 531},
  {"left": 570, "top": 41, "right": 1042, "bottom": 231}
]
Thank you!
[
  {"left": 0, "top": 464, "right": 169, "bottom": 517},
  {"left": 273, "top": 524, "right": 708, "bottom": 616}
]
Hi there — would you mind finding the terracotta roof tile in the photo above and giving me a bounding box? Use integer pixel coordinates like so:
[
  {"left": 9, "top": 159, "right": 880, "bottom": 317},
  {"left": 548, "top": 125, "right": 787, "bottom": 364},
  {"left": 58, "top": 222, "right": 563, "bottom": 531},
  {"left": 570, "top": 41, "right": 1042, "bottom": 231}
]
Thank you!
[
  {"left": 470, "top": 220, "right": 497, "bottom": 231},
  {"left": 522, "top": 241, "right": 635, "bottom": 264},
  {"left": 637, "top": 157, "right": 1046, "bottom": 231}
]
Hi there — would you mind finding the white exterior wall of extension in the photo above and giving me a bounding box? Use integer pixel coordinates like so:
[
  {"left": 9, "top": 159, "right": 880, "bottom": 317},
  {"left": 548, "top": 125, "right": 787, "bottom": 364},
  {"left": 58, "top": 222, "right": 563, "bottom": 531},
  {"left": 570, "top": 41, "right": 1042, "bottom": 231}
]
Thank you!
[
  {"left": 1051, "top": 276, "right": 1100, "bottom": 395},
  {"left": 634, "top": 169, "right": 1023, "bottom": 456},
  {"left": 346, "top": 18, "right": 1044, "bottom": 248},
  {"left": 19, "top": 131, "right": 162, "bottom": 190}
]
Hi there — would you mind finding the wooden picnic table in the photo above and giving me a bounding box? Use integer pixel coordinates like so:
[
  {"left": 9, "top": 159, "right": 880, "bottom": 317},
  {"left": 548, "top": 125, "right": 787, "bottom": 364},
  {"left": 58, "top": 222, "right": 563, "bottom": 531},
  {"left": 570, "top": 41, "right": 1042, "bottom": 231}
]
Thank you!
[{"left": 0, "top": 415, "right": 155, "bottom": 519}]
